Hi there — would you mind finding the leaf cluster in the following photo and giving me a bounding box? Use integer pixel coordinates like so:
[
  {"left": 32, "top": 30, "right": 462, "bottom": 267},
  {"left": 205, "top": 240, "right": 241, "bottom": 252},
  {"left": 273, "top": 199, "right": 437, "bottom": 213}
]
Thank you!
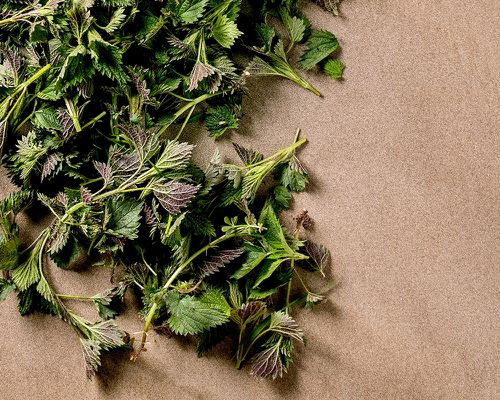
[{"left": 0, "top": 0, "right": 340, "bottom": 380}]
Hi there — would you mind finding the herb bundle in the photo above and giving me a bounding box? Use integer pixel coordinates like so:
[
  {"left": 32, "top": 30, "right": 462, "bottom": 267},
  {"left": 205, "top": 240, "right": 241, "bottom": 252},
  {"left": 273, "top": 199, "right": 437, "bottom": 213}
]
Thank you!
[{"left": 0, "top": 0, "right": 342, "bottom": 380}]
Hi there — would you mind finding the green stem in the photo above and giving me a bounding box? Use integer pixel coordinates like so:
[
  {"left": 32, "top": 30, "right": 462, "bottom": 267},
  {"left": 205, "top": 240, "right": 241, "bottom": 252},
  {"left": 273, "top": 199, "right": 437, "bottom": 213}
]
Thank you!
[
  {"left": 64, "top": 97, "right": 82, "bottom": 132},
  {"left": 235, "top": 325, "right": 246, "bottom": 369},
  {"left": 285, "top": 228, "right": 301, "bottom": 313},
  {"left": 238, "top": 137, "right": 307, "bottom": 170},
  {"left": 134, "top": 232, "right": 238, "bottom": 359},
  {"left": 238, "top": 328, "right": 271, "bottom": 366},
  {"left": 56, "top": 294, "right": 95, "bottom": 301},
  {"left": 80, "top": 111, "right": 107, "bottom": 130},
  {"left": 174, "top": 105, "right": 195, "bottom": 141},
  {"left": 284, "top": 69, "right": 322, "bottom": 97},
  {"left": 158, "top": 91, "right": 228, "bottom": 136}
]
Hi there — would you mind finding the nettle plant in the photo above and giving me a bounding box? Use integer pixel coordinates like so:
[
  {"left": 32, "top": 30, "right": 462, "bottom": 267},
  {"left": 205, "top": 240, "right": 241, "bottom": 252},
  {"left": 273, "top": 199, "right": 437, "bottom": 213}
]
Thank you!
[{"left": 0, "top": 0, "right": 341, "bottom": 379}]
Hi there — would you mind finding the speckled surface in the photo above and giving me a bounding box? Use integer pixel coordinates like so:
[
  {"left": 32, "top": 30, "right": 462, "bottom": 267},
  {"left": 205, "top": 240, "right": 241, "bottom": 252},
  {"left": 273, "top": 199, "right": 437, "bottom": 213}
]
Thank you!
[{"left": 1, "top": 1, "right": 499, "bottom": 399}]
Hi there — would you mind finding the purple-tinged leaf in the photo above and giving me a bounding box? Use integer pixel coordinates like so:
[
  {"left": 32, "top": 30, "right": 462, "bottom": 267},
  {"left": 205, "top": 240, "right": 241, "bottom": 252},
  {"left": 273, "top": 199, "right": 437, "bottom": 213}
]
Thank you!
[
  {"left": 230, "top": 301, "right": 266, "bottom": 326},
  {"left": 153, "top": 181, "right": 198, "bottom": 214},
  {"left": 251, "top": 342, "right": 284, "bottom": 379},
  {"left": 80, "top": 186, "right": 92, "bottom": 204},
  {"left": 93, "top": 160, "right": 113, "bottom": 185},
  {"left": 233, "top": 142, "right": 263, "bottom": 166},
  {"left": 188, "top": 62, "right": 215, "bottom": 91},
  {"left": 304, "top": 240, "right": 330, "bottom": 276},
  {"left": 41, "top": 153, "right": 61, "bottom": 181},
  {"left": 199, "top": 248, "right": 244, "bottom": 278},
  {"left": 57, "top": 108, "right": 74, "bottom": 138}
]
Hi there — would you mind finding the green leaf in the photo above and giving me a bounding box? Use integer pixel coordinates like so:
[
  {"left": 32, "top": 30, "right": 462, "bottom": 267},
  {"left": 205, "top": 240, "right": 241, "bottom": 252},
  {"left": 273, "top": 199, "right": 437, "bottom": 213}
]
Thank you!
[
  {"left": 280, "top": 157, "right": 308, "bottom": 192},
  {"left": 49, "top": 235, "right": 84, "bottom": 269},
  {"left": 0, "top": 234, "right": 19, "bottom": 270},
  {"left": 258, "top": 201, "right": 291, "bottom": 253},
  {"left": 33, "top": 108, "right": 63, "bottom": 131},
  {"left": 11, "top": 241, "right": 43, "bottom": 291},
  {"left": 211, "top": 14, "right": 242, "bottom": 48},
  {"left": 252, "top": 258, "right": 288, "bottom": 288},
  {"left": 273, "top": 185, "right": 291, "bottom": 210},
  {"left": 323, "top": 58, "right": 344, "bottom": 80},
  {"left": 205, "top": 105, "right": 238, "bottom": 138},
  {"left": 165, "top": 291, "right": 229, "bottom": 335},
  {"left": 269, "top": 311, "right": 304, "bottom": 342},
  {"left": 299, "top": 30, "right": 339, "bottom": 70},
  {"left": 255, "top": 23, "right": 275, "bottom": 52},
  {"left": 105, "top": 197, "right": 142, "bottom": 240},
  {"left": 231, "top": 243, "right": 267, "bottom": 280},
  {"left": 280, "top": 9, "right": 306, "bottom": 44},
  {"left": 179, "top": 0, "right": 208, "bottom": 24},
  {"left": 200, "top": 287, "right": 232, "bottom": 316},
  {"left": 88, "top": 30, "right": 127, "bottom": 84},
  {"left": 0, "top": 279, "right": 15, "bottom": 302},
  {"left": 102, "top": 7, "right": 126, "bottom": 34}
]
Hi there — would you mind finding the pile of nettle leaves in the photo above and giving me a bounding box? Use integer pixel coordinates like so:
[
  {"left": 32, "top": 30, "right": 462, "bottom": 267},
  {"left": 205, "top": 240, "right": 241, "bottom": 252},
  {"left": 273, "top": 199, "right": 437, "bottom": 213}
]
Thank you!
[{"left": 0, "top": 0, "right": 342, "bottom": 380}]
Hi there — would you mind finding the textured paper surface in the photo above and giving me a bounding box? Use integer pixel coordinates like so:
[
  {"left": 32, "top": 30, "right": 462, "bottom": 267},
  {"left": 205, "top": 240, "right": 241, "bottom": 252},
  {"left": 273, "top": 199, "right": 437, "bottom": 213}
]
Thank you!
[{"left": 1, "top": 1, "right": 499, "bottom": 399}]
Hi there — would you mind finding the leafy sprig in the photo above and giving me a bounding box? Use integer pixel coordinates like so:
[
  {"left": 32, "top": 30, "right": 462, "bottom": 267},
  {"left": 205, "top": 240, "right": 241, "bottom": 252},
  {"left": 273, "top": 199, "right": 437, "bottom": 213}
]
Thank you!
[{"left": 0, "top": 0, "right": 341, "bottom": 380}]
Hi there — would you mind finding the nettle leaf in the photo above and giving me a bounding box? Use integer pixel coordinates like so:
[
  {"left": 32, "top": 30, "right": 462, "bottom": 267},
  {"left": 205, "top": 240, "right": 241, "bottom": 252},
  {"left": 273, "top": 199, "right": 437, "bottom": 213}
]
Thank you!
[
  {"left": 156, "top": 141, "right": 194, "bottom": 171},
  {"left": 303, "top": 241, "right": 330, "bottom": 275},
  {"left": 211, "top": 14, "right": 242, "bottom": 48},
  {"left": 93, "top": 283, "right": 127, "bottom": 320},
  {"left": 81, "top": 338, "right": 102, "bottom": 380},
  {"left": 58, "top": 45, "right": 94, "bottom": 89},
  {"left": 231, "top": 243, "right": 267, "bottom": 280},
  {"left": 41, "top": 153, "right": 62, "bottom": 181},
  {"left": 199, "top": 248, "right": 244, "bottom": 278},
  {"left": 88, "top": 30, "right": 127, "bottom": 84},
  {"left": 205, "top": 105, "right": 239, "bottom": 138},
  {"left": 200, "top": 287, "right": 232, "bottom": 316},
  {"left": 233, "top": 143, "right": 263, "bottom": 166},
  {"left": 179, "top": 0, "right": 208, "bottom": 24},
  {"left": 250, "top": 338, "right": 285, "bottom": 379},
  {"left": 189, "top": 62, "right": 215, "bottom": 91},
  {"left": 299, "top": 30, "right": 339, "bottom": 70},
  {"left": 0, "top": 234, "right": 19, "bottom": 271},
  {"left": 33, "top": 108, "right": 63, "bottom": 131},
  {"left": 273, "top": 185, "right": 291, "bottom": 210},
  {"left": 323, "top": 58, "right": 344, "bottom": 80},
  {"left": 93, "top": 160, "right": 113, "bottom": 186},
  {"left": 280, "top": 156, "right": 308, "bottom": 192},
  {"left": 164, "top": 291, "right": 229, "bottom": 335},
  {"left": 102, "top": 7, "right": 126, "bottom": 34},
  {"left": 48, "top": 222, "right": 70, "bottom": 255},
  {"left": 105, "top": 197, "right": 142, "bottom": 240},
  {"left": 252, "top": 258, "right": 288, "bottom": 288},
  {"left": 251, "top": 334, "right": 295, "bottom": 379},
  {"left": 49, "top": 235, "right": 85, "bottom": 269},
  {"left": 230, "top": 301, "right": 266, "bottom": 327},
  {"left": 81, "top": 319, "right": 126, "bottom": 379},
  {"left": 259, "top": 201, "right": 292, "bottom": 252},
  {"left": 269, "top": 311, "right": 304, "bottom": 342},
  {"left": 280, "top": 9, "right": 306, "bottom": 44},
  {"left": 255, "top": 23, "right": 276, "bottom": 52},
  {"left": 152, "top": 181, "right": 198, "bottom": 215},
  {"left": 313, "top": 0, "right": 343, "bottom": 16},
  {"left": 11, "top": 240, "right": 44, "bottom": 291},
  {"left": 0, "top": 279, "right": 16, "bottom": 302},
  {"left": 87, "top": 319, "right": 126, "bottom": 349}
]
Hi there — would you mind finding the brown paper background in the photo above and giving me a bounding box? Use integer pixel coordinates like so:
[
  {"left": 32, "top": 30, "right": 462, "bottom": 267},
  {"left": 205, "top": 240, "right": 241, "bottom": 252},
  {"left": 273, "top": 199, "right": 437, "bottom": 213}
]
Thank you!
[{"left": 1, "top": 1, "right": 499, "bottom": 399}]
